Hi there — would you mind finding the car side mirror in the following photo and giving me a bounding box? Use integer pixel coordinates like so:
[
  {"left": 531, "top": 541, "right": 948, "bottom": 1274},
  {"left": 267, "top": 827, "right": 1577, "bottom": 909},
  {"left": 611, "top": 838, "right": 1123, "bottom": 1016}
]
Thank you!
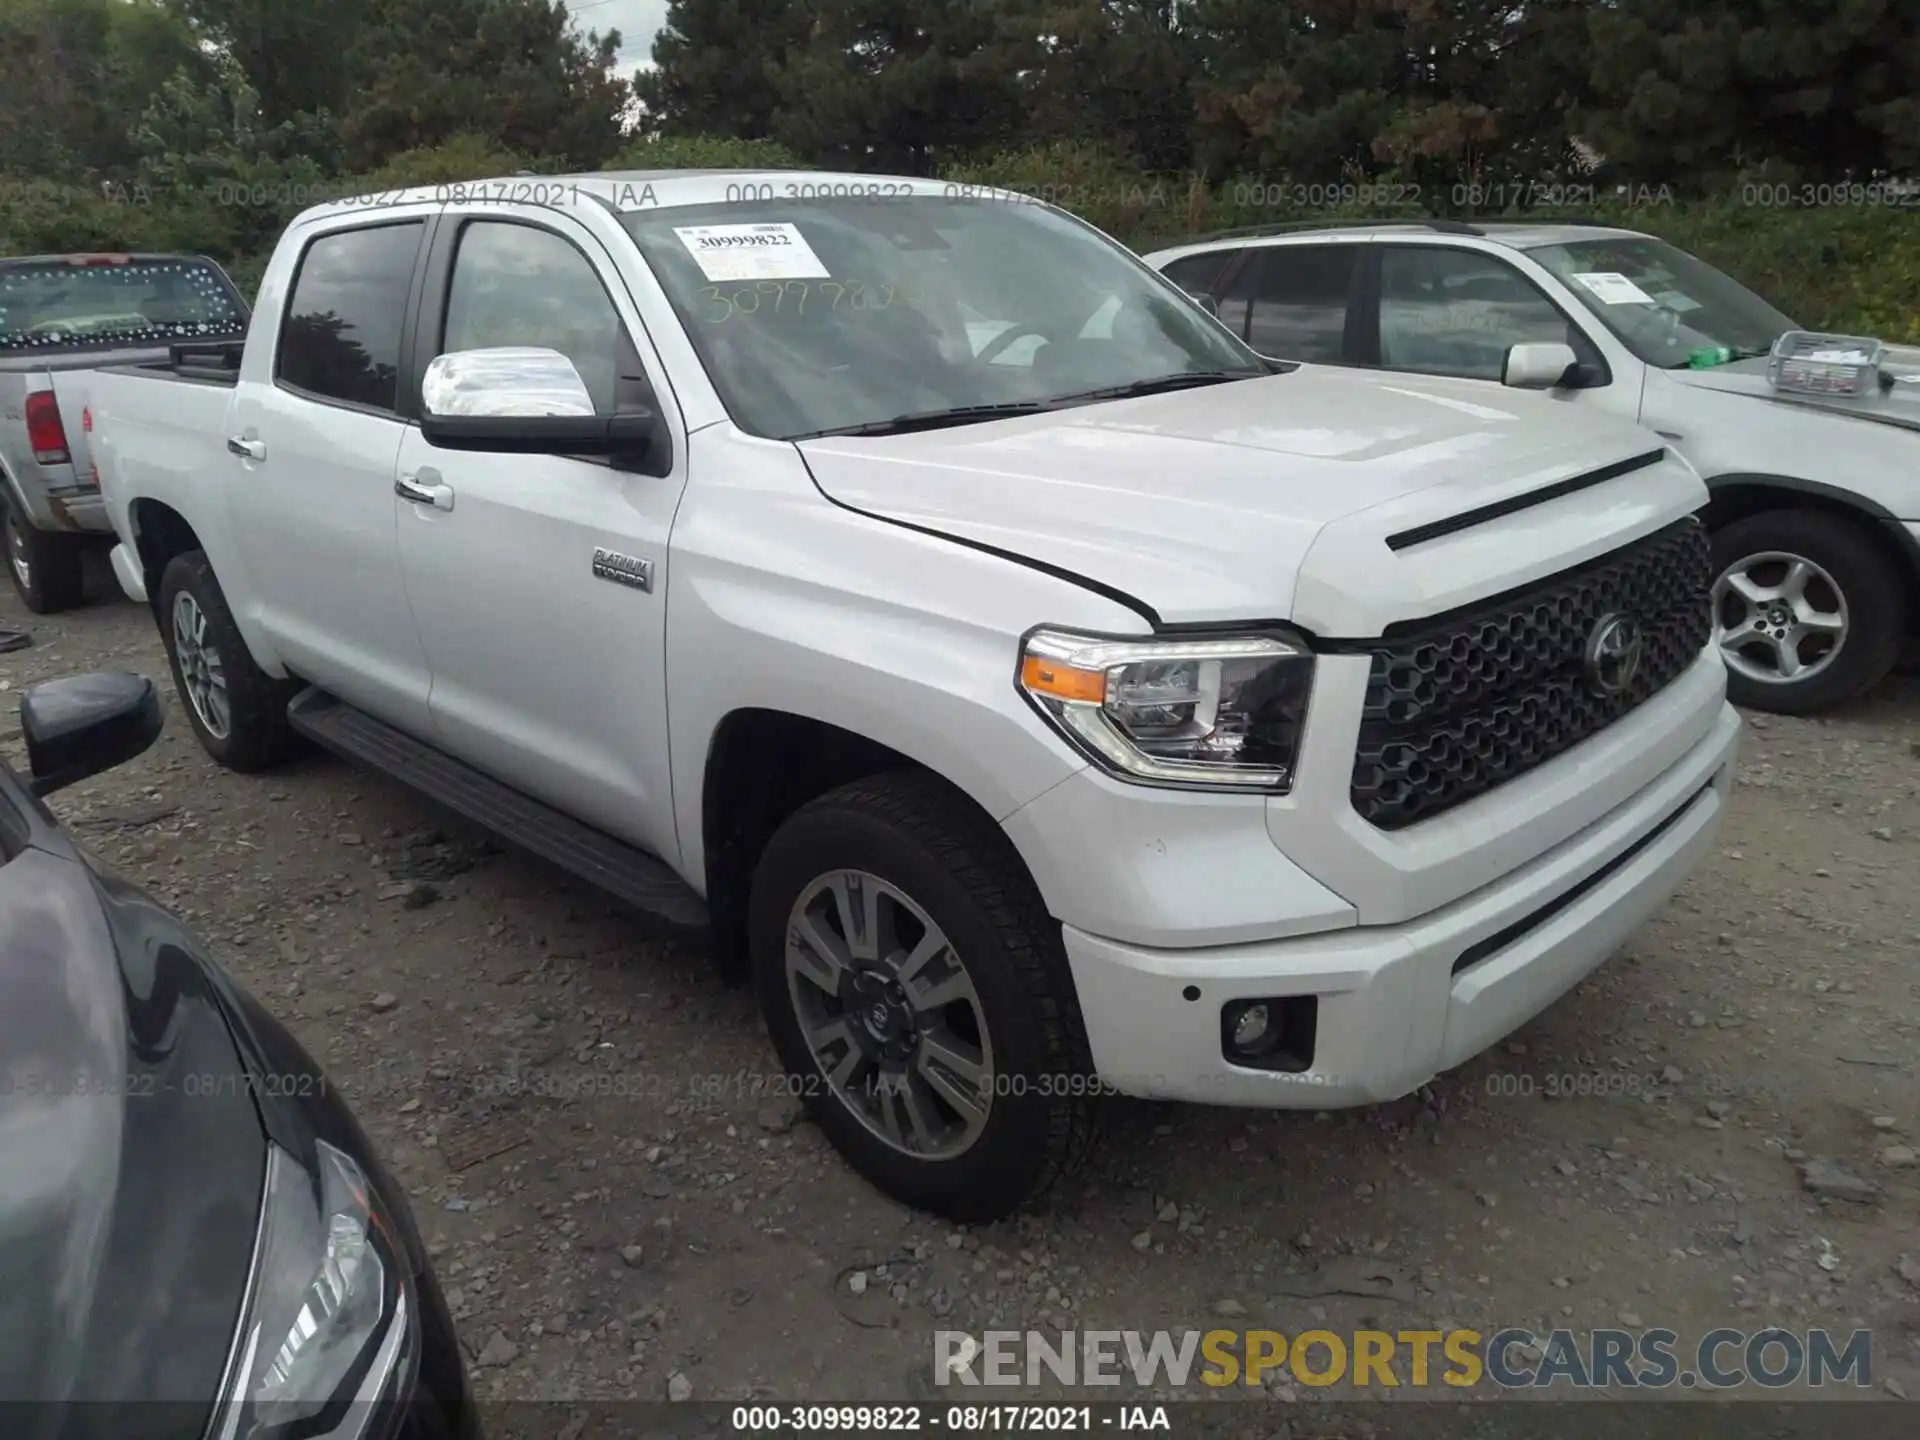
[
  {"left": 1192, "top": 293, "right": 1220, "bottom": 318},
  {"left": 1502, "top": 342, "right": 1581, "bottom": 391},
  {"left": 419, "top": 347, "right": 657, "bottom": 456},
  {"left": 21, "top": 671, "right": 163, "bottom": 797}
]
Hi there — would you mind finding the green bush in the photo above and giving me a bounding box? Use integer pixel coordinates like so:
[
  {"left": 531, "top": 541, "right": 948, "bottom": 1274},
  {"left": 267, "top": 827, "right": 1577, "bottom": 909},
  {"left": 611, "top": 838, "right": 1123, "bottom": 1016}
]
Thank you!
[
  {"left": 345, "top": 134, "right": 534, "bottom": 194},
  {"left": 607, "top": 133, "right": 807, "bottom": 171}
]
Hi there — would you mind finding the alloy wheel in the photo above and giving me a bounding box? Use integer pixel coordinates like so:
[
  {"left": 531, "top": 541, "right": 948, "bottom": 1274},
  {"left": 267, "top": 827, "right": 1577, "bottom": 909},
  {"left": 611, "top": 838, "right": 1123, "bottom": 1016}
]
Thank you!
[
  {"left": 171, "top": 590, "right": 231, "bottom": 738},
  {"left": 1711, "top": 550, "right": 1848, "bottom": 686},
  {"left": 784, "top": 869, "right": 994, "bottom": 1160}
]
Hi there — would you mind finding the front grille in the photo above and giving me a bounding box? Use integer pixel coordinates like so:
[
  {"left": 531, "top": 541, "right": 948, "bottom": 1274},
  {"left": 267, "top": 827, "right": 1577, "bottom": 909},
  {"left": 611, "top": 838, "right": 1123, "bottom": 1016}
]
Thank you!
[{"left": 1350, "top": 517, "right": 1711, "bottom": 830}]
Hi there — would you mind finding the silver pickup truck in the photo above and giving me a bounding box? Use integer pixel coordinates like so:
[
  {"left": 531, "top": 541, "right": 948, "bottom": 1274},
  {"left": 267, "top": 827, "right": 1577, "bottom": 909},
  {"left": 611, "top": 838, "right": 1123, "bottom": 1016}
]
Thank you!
[{"left": 1, "top": 252, "right": 248, "bottom": 612}]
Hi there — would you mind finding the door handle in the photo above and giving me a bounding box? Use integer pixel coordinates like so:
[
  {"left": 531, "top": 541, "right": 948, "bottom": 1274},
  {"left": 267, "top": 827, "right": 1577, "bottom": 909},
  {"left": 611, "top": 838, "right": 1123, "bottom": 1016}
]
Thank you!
[
  {"left": 395, "top": 470, "right": 455, "bottom": 511},
  {"left": 227, "top": 435, "right": 266, "bottom": 461}
]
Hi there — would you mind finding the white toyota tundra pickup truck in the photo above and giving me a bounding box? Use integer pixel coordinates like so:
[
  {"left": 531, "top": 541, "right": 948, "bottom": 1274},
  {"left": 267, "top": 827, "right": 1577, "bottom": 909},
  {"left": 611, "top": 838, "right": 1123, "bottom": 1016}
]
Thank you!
[{"left": 86, "top": 171, "right": 1740, "bottom": 1219}]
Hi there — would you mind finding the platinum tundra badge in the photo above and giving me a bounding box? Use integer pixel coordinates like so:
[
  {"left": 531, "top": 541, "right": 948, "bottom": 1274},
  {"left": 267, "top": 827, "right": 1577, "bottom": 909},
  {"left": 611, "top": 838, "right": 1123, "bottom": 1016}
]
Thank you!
[{"left": 591, "top": 548, "right": 653, "bottom": 592}]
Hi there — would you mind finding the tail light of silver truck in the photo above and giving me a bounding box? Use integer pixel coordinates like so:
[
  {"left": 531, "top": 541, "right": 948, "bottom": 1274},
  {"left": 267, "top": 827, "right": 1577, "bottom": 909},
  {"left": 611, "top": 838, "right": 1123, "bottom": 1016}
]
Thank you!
[{"left": 24, "top": 391, "right": 70, "bottom": 465}]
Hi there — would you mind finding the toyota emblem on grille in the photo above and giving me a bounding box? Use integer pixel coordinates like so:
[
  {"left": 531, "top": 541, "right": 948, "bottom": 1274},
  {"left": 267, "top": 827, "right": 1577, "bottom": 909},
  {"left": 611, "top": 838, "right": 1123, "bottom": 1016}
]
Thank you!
[{"left": 1583, "top": 613, "right": 1644, "bottom": 696}]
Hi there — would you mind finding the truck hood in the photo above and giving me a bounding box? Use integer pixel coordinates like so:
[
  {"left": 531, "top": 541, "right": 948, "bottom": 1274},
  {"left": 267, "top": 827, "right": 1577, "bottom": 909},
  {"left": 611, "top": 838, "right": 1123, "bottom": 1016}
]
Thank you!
[
  {"left": 1670, "top": 347, "right": 1920, "bottom": 436},
  {"left": 795, "top": 368, "right": 1707, "bottom": 635}
]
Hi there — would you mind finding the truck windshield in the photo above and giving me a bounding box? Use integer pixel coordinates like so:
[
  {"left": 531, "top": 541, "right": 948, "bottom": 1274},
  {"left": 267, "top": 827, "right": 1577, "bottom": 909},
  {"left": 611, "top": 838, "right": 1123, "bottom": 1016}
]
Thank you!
[
  {"left": 0, "top": 257, "right": 246, "bottom": 355},
  {"left": 1528, "top": 237, "right": 1799, "bottom": 370},
  {"left": 621, "top": 196, "right": 1265, "bottom": 440}
]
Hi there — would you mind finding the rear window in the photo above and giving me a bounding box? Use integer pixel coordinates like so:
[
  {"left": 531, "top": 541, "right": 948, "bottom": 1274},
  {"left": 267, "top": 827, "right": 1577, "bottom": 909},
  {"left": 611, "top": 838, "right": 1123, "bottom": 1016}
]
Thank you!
[{"left": 0, "top": 258, "right": 246, "bottom": 354}]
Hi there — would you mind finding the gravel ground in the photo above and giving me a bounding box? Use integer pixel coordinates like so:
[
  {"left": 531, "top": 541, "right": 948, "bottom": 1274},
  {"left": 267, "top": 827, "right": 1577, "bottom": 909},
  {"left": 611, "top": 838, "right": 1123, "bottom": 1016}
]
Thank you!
[{"left": 5, "top": 563, "right": 1919, "bottom": 1412}]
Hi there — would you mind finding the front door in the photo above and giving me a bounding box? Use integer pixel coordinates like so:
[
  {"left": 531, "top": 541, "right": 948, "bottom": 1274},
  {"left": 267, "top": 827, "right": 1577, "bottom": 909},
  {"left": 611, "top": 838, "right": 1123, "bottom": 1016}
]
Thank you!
[
  {"left": 392, "top": 209, "right": 688, "bottom": 863},
  {"left": 1366, "top": 243, "right": 1640, "bottom": 424}
]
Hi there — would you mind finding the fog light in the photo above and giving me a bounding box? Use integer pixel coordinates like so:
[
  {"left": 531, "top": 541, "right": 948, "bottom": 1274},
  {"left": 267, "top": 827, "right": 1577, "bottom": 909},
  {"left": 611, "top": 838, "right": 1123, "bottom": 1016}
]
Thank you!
[
  {"left": 1220, "top": 996, "right": 1318, "bottom": 1073},
  {"left": 1230, "top": 1003, "right": 1270, "bottom": 1051}
]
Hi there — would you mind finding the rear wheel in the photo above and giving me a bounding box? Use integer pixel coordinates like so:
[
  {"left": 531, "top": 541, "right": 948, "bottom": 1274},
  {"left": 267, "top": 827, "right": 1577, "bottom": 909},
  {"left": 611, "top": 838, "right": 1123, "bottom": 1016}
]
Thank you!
[
  {"left": 2, "top": 491, "right": 86, "bottom": 614},
  {"left": 157, "top": 550, "right": 300, "bottom": 770},
  {"left": 1709, "top": 509, "right": 1906, "bottom": 714},
  {"left": 748, "top": 772, "right": 1098, "bottom": 1221}
]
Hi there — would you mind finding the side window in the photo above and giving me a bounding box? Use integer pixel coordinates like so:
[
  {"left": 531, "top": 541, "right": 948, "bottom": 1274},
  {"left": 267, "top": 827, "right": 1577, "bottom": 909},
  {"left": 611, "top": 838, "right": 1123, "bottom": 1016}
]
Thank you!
[
  {"left": 1159, "top": 251, "right": 1235, "bottom": 298},
  {"left": 1377, "top": 247, "right": 1594, "bottom": 382},
  {"left": 442, "top": 222, "right": 628, "bottom": 414},
  {"left": 1242, "top": 247, "right": 1358, "bottom": 363},
  {"left": 276, "top": 222, "right": 424, "bottom": 411}
]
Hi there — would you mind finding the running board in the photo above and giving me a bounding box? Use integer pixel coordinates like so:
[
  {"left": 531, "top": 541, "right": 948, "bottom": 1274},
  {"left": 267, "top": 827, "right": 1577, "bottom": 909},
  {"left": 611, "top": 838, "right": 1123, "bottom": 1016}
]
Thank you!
[{"left": 286, "top": 687, "right": 709, "bottom": 931}]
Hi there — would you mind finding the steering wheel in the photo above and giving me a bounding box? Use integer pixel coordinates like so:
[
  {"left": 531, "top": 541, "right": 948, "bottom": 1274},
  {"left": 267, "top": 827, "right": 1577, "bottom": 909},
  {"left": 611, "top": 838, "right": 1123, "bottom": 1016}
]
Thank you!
[{"left": 976, "top": 323, "right": 1052, "bottom": 365}]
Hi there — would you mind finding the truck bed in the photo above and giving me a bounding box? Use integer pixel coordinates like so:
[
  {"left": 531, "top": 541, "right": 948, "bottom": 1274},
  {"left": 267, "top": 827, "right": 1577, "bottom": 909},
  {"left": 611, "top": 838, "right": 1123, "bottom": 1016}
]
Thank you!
[
  {"left": 87, "top": 354, "right": 240, "bottom": 545},
  {"left": 96, "top": 339, "right": 244, "bottom": 388}
]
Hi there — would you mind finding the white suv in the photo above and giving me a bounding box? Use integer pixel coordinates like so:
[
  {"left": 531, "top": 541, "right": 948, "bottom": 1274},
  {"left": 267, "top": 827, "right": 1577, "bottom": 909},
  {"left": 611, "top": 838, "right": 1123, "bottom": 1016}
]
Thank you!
[{"left": 1146, "top": 221, "right": 1920, "bottom": 714}]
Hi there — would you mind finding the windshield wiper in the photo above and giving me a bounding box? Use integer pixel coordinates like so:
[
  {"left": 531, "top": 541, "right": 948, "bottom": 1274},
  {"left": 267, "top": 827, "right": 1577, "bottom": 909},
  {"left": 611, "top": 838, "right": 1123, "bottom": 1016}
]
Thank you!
[
  {"left": 1044, "top": 370, "right": 1260, "bottom": 406},
  {"left": 791, "top": 402, "right": 1055, "bottom": 439}
]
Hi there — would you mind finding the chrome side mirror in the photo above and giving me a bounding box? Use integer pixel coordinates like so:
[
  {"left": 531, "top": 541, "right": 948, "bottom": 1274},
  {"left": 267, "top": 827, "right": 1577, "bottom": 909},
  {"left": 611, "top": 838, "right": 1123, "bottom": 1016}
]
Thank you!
[
  {"left": 421, "top": 347, "right": 597, "bottom": 419},
  {"left": 1502, "top": 341, "right": 1580, "bottom": 391}
]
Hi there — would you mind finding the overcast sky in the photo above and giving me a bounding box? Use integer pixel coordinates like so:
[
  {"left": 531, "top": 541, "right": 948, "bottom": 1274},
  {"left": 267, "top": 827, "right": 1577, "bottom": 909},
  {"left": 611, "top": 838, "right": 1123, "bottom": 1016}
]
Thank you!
[{"left": 572, "top": 0, "right": 671, "bottom": 73}]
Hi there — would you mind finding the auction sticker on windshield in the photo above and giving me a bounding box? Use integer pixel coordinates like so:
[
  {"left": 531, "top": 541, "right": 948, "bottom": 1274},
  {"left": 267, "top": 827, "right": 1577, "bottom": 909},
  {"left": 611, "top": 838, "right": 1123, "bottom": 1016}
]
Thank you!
[
  {"left": 1571, "top": 272, "right": 1656, "bottom": 305},
  {"left": 674, "top": 223, "right": 831, "bottom": 282}
]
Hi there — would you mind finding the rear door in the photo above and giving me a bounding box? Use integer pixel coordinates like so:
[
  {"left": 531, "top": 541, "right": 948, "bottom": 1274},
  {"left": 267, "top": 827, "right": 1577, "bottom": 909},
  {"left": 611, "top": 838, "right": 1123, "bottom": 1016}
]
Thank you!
[
  {"left": 1212, "top": 244, "right": 1365, "bottom": 365},
  {"left": 390, "top": 205, "right": 688, "bottom": 863},
  {"left": 223, "top": 210, "right": 441, "bottom": 734}
]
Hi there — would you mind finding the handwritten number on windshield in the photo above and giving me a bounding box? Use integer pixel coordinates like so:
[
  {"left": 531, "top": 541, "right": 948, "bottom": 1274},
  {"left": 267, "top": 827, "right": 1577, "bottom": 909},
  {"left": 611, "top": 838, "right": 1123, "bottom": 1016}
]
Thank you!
[{"left": 697, "top": 280, "right": 905, "bottom": 324}]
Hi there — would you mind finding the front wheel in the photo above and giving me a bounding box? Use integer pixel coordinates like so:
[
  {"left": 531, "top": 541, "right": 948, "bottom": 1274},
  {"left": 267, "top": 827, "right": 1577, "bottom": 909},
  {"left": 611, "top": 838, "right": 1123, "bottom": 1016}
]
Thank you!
[
  {"left": 748, "top": 773, "right": 1098, "bottom": 1221},
  {"left": 1709, "top": 509, "right": 1907, "bottom": 715}
]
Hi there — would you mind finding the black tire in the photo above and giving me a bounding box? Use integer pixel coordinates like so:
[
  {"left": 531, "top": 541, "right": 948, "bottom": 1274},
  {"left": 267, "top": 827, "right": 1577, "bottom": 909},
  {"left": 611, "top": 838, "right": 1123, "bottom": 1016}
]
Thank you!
[
  {"left": 2, "top": 491, "right": 86, "bottom": 614},
  {"left": 157, "top": 550, "right": 300, "bottom": 770},
  {"left": 749, "top": 771, "right": 1098, "bottom": 1221},
  {"left": 1709, "top": 509, "right": 1908, "bottom": 715}
]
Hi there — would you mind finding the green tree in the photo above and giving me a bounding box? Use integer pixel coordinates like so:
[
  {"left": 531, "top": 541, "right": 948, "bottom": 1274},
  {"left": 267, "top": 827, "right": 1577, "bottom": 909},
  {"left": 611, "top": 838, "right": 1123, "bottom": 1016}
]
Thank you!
[
  {"left": 1022, "top": 1, "right": 1199, "bottom": 172},
  {"left": 634, "top": 0, "right": 817, "bottom": 140},
  {"left": 128, "top": 59, "right": 331, "bottom": 256},
  {"left": 0, "top": 0, "right": 210, "bottom": 181},
  {"left": 162, "top": 0, "right": 367, "bottom": 131},
  {"left": 338, "top": 0, "right": 630, "bottom": 171},
  {"left": 1184, "top": 0, "right": 1595, "bottom": 194},
  {"left": 766, "top": 0, "right": 1040, "bottom": 173},
  {"left": 1578, "top": 0, "right": 1920, "bottom": 187}
]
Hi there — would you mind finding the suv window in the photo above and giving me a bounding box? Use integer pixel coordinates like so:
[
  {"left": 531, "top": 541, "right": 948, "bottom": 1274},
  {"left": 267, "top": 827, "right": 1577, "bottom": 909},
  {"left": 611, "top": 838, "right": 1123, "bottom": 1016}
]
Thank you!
[
  {"left": 1159, "top": 251, "right": 1235, "bottom": 298},
  {"left": 1377, "top": 247, "right": 1593, "bottom": 382},
  {"left": 442, "top": 222, "right": 628, "bottom": 413},
  {"left": 276, "top": 222, "right": 423, "bottom": 411},
  {"left": 1236, "top": 247, "right": 1357, "bottom": 362}
]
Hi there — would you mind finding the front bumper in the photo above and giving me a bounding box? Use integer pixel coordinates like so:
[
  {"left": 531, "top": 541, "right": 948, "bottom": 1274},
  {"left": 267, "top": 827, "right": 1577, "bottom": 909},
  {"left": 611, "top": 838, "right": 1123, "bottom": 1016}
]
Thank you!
[{"left": 1061, "top": 700, "right": 1739, "bottom": 1107}]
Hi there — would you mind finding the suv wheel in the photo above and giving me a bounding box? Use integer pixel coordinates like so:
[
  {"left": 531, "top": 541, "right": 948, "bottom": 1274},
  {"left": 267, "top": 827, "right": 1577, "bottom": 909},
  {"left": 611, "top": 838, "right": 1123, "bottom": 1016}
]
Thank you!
[
  {"left": 1709, "top": 510, "right": 1907, "bottom": 715},
  {"left": 157, "top": 551, "right": 300, "bottom": 770},
  {"left": 749, "top": 772, "right": 1098, "bottom": 1221},
  {"left": 3, "top": 492, "right": 86, "bottom": 613}
]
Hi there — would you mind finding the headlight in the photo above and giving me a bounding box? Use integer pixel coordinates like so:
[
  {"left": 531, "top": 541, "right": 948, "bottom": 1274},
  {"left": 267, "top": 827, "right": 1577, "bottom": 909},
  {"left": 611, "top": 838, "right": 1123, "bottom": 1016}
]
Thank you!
[
  {"left": 213, "top": 1140, "right": 411, "bottom": 1440},
  {"left": 1018, "top": 627, "right": 1313, "bottom": 791}
]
